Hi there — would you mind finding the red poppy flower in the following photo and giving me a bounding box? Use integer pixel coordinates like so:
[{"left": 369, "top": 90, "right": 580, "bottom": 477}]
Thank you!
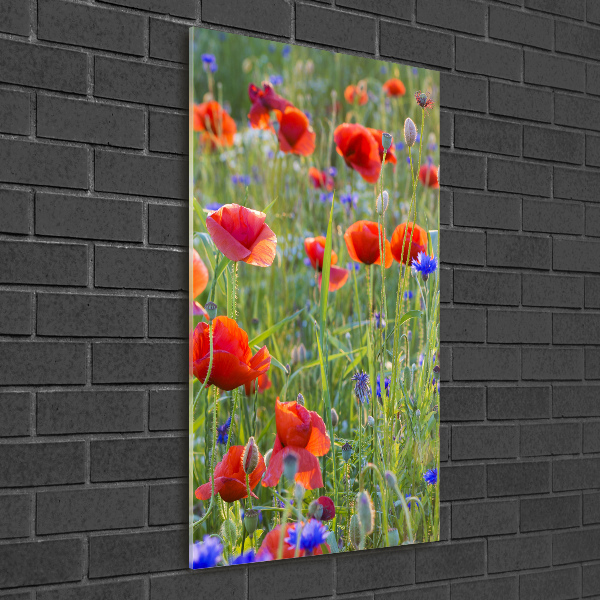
[
  {"left": 308, "top": 167, "right": 334, "bottom": 191},
  {"left": 316, "top": 496, "right": 335, "bottom": 521},
  {"left": 383, "top": 78, "right": 406, "bottom": 97},
  {"left": 192, "top": 249, "right": 209, "bottom": 299},
  {"left": 245, "top": 372, "right": 272, "bottom": 396},
  {"left": 262, "top": 398, "right": 331, "bottom": 490},
  {"left": 344, "top": 84, "right": 368, "bottom": 106},
  {"left": 206, "top": 203, "right": 277, "bottom": 267},
  {"left": 195, "top": 445, "right": 266, "bottom": 503},
  {"left": 192, "top": 316, "right": 271, "bottom": 391},
  {"left": 193, "top": 101, "right": 237, "bottom": 149},
  {"left": 367, "top": 128, "right": 397, "bottom": 165},
  {"left": 248, "top": 82, "right": 292, "bottom": 130},
  {"left": 344, "top": 221, "right": 393, "bottom": 267},
  {"left": 390, "top": 222, "right": 428, "bottom": 265},
  {"left": 276, "top": 106, "right": 316, "bottom": 156},
  {"left": 419, "top": 164, "right": 439, "bottom": 189},
  {"left": 304, "top": 236, "right": 349, "bottom": 292},
  {"left": 191, "top": 301, "right": 209, "bottom": 320},
  {"left": 258, "top": 523, "right": 327, "bottom": 559},
  {"left": 334, "top": 123, "right": 381, "bottom": 184}
]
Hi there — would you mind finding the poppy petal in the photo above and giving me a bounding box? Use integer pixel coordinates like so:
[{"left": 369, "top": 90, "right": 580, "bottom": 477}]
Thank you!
[
  {"left": 275, "top": 398, "right": 312, "bottom": 448},
  {"left": 318, "top": 266, "right": 349, "bottom": 292},
  {"left": 305, "top": 411, "right": 331, "bottom": 457},
  {"left": 262, "top": 446, "right": 323, "bottom": 490},
  {"left": 206, "top": 217, "right": 252, "bottom": 262},
  {"left": 245, "top": 222, "right": 277, "bottom": 267}
]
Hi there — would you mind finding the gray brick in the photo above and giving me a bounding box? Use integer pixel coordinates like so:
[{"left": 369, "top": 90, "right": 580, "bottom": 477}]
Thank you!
[
  {"left": 440, "top": 307, "right": 485, "bottom": 342},
  {"left": 452, "top": 424, "right": 518, "bottom": 460},
  {"left": 587, "top": 205, "right": 600, "bottom": 237},
  {"left": 0, "top": 0, "right": 30, "bottom": 35},
  {"left": 520, "top": 567, "right": 581, "bottom": 600},
  {"left": 0, "top": 139, "right": 88, "bottom": 189},
  {"left": 488, "top": 310, "right": 551, "bottom": 344},
  {"left": 490, "top": 5, "right": 553, "bottom": 49},
  {"left": 523, "top": 198, "right": 584, "bottom": 235},
  {"left": 440, "top": 111, "right": 452, "bottom": 149},
  {"left": 524, "top": 125, "right": 584, "bottom": 164},
  {"left": 553, "top": 457, "right": 600, "bottom": 491},
  {"left": 440, "top": 229, "right": 485, "bottom": 265},
  {"left": 452, "top": 577, "right": 518, "bottom": 600},
  {"left": 521, "top": 422, "right": 582, "bottom": 456},
  {"left": 149, "top": 111, "right": 187, "bottom": 154},
  {"left": 0, "top": 539, "right": 83, "bottom": 588},
  {"left": 149, "top": 482, "right": 186, "bottom": 525},
  {"left": 37, "top": 95, "right": 145, "bottom": 149},
  {"left": 454, "top": 268, "right": 521, "bottom": 306},
  {"left": 587, "top": 277, "right": 600, "bottom": 308},
  {"left": 96, "top": 149, "right": 186, "bottom": 199},
  {"left": 0, "top": 189, "right": 30, "bottom": 234},
  {"left": 0, "top": 393, "right": 32, "bottom": 437},
  {"left": 37, "top": 390, "right": 144, "bottom": 435},
  {"left": 380, "top": 20, "right": 453, "bottom": 69},
  {"left": 440, "top": 266, "right": 452, "bottom": 303},
  {"left": 521, "top": 495, "right": 582, "bottom": 532},
  {"left": 452, "top": 500, "right": 518, "bottom": 539},
  {"left": 523, "top": 274, "right": 584, "bottom": 308},
  {"left": 95, "top": 56, "right": 186, "bottom": 109},
  {"left": 556, "top": 21, "right": 600, "bottom": 60},
  {"left": 0, "top": 38, "right": 87, "bottom": 94},
  {"left": 554, "top": 313, "right": 600, "bottom": 344},
  {"left": 91, "top": 437, "right": 187, "bottom": 482},
  {"left": 38, "top": 0, "right": 144, "bottom": 55},
  {"left": 149, "top": 204, "right": 187, "bottom": 246},
  {"left": 584, "top": 563, "right": 600, "bottom": 597},
  {"left": 337, "top": 546, "right": 414, "bottom": 593},
  {"left": 0, "top": 291, "right": 31, "bottom": 335},
  {"left": 416, "top": 541, "right": 485, "bottom": 582},
  {"left": 554, "top": 384, "right": 600, "bottom": 417},
  {"left": 488, "top": 461, "right": 550, "bottom": 496},
  {"left": 453, "top": 192, "right": 521, "bottom": 230},
  {"left": 554, "top": 239, "right": 600, "bottom": 273},
  {"left": 587, "top": 135, "right": 600, "bottom": 167},
  {"left": 439, "top": 151, "right": 485, "bottom": 189},
  {"left": 523, "top": 347, "right": 584, "bottom": 380},
  {"left": 440, "top": 464, "right": 485, "bottom": 501},
  {"left": 555, "top": 166, "right": 600, "bottom": 203},
  {"left": 590, "top": 0, "right": 600, "bottom": 23},
  {"left": 525, "top": 50, "right": 585, "bottom": 92},
  {"left": 0, "top": 342, "right": 86, "bottom": 385},
  {"left": 149, "top": 297, "right": 187, "bottom": 339},
  {"left": 150, "top": 19, "right": 188, "bottom": 64},
  {"left": 90, "top": 529, "right": 187, "bottom": 577},
  {"left": 456, "top": 37, "right": 522, "bottom": 81},
  {"left": 440, "top": 386, "right": 485, "bottom": 422},
  {"left": 0, "top": 495, "right": 29, "bottom": 539},
  {"left": 0, "top": 240, "right": 87, "bottom": 286},
  {"left": 38, "top": 580, "right": 145, "bottom": 600},
  {"left": 149, "top": 388, "right": 186, "bottom": 431},
  {"left": 95, "top": 246, "right": 187, "bottom": 291},
  {"left": 584, "top": 492, "right": 600, "bottom": 525},
  {"left": 589, "top": 63, "right": 600, "bottom": 97},
  {"left": 488, "top": 158, "right": 551, "bottom": 197},
  {"left": 36, "top": 193, "right": 143, "bottom": 242},
  {"left": 203, "top": 0, "right": 290, "bottom": 37},
  {"left": 0, "top": 89, "right": 30, "bottom": 135},
  {"left": 588, "top": 347, "right": 600, "bottom": 379},
  {"left": 151, "top": 570, "right": 245, "bottom": 600},
  {"left": 455, "top": 114, "right": 522, "bottom": 157},
  {"left": 37, "top": 486, "right": 144, "bottom": 534},
  {"left": 440, "top": 73, "right": 487, "bottom": 112},
  {"left": 93, "top": 341, "right": 187, "bottom": 384},
  {"left": 488, "top": 535, "right": 551, "bottom": 573},
  {"left": 0, "top": 441, "right": 85, "bottom": 487},
  {"left": 99, "top": 0, "right": 195, "bottom": 17},
  {"left": 337, "top": 0, "right": 412, "bottom": 19},
  {"left": 376, "top": 585, "right": 449, "bottom": 600},
  {"left": 37, "top": 293, "right": 144, "bottom": 338},
  {"left": 555, "top": 93, "right": 600, "bottom": 132},
  {"left": 488, "top": 385, "right": 551, "bottom": 420},
  {"left": 487, "top": 232, "right": 551, "bottom": 270},
  {"left": 584, "top": 421, "right": 600, "bottom": 453},
  {"left": 417, "top": 0, "right": 485, "bottom": 34},
  {"left": 453, "top": 346, "right": 520, "bottom": 381},
  {"left": 524, "top": 0, "right": 584, "bottom": 19},
  {"left": 490, "top": 81, "right": 552, "bottom": 123},
  {"left": 553, "top": 527, "right": 600, "bottom": 564}
]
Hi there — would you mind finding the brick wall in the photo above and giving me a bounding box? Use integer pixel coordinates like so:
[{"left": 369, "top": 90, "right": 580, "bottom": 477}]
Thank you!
[{"left": 0, "top": 0, "right": 599, "bottom": 598}]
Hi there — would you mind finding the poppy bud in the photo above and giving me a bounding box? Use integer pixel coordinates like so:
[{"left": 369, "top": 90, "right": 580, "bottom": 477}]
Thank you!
[
  {"left": 384, "top": 470, "right": 398, "bottom": 490},
  {"left": 283, "top": 451, "right": 299, "bottom": 481},
  {"left": 264, "top": 448, "right": 272, "bottom": 468},
  {"left": 296, "top": 393, "right": 305, "bottom": 406},
  {"left": 297, "top": 343, "right": 307, "bottom": 363},
  {"left": 220, "top": 518, "right": 237, "bottom": 545},
  {"left": 349, "top": 514, "right": 362, "bottom": 549},
  {"left": 367, "top": 415, "right": 374, "bottom": 427},
  {"left": 331, "top": 408, "right": 339, "bottom": 427},
  {"left": 416, "top": 409, "right": 421, "bottom": 417},
  {"left": 388, "top": 527, "right": 400, "bottom": 546},
  {"left": 357, "top": 490, "right": 375, "bottom": 535},
  {"left": 382, "top": 132, "right": 393, "bottom": 151},
  {"left": 376, "top": 190, "right": 389, "bottom": 215},
  {"left": 243, "top": 509, "right": 259, "bottom": 535},
  {"left": 433, "top": 365, "right": 440, "bottom": 374},
  {"left": 205, "top": 301, "right": 217, "bottom": 320},
  {"left": 404, "top": 118, "right": 417, "bottom": 147},
  {"left": 342, "top": 442, "right": 353, "bottom": 463},
  {"left": 308, "top": 499, "right": 324, "bottom": 520},
  {"left": 294, "top": 482, "right": 305, "bottom": 505},
  {"left": 242, "top": 436, "right": 259, "bottom": 475},
  {"left": 291, "top": 346, "right": 298, "bottom": 364},
  {"left": 285, "top": 363, "right": 291, "bottom": 374}
]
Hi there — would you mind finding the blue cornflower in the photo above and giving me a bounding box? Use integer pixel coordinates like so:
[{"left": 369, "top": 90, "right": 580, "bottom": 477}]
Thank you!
[
  {"left": 374, "top": 311, "right": 386, "bottom": 329},
  {"left": 416, "top": 133, "right": 421, "bottom": 143},
  {"left": 268, "top": 43, "right": 276, "bottom": 53},
  {"left": 319, "top": 192, "right": 334, "bottom": 203},
  {"left": 230, "top": 550, "right": 255, "bottom": 565},
  {"left": 407, "top": 330, "right": 412, "bottom": 341},
  {"left": 340, "top": 192, "right": 358, "bottom": 213},
  {"left": 270, "top": 74, "right": 283, "bottom": 85},
  {"left": 327, "top": 167, "right": 337, "bottom": 177},
  {"left": 404, "top": 290, "right": 414, "bottom": 300},
  {"left": 205, "top": 202, "right": 222, "bottom": 212},
  {"left": 303, "top": 257, "right": 312, "bottom": 267},
  {"left": 346, "top": 261, "right": 360, "bottom": 272},
  {"left": 282, "top": 45, "right": 291, "bottom": 58},
  {"left": 406, "top": 156, "right": 411, "bottom": 164},
  {"left": 395, "top": 141, "right": 405, "bottom": 152},
  {"left": 424, "top": 468, "right": 437, "bottom": 485},
  {"left": 412, "top": 67, "right": 419, "bottom": 75},
  {"left": 191, "top": 535, "right": 223, "bottom": 569},
  {"left": 217, "top": 415, "right": 231, "bottom": 445},
  {"left": 419, "top": 353, "right": 424, "bottom": 366},
  {"left": 427, "top": 155, "right": 433, "bottom": 165},
  {"left": 411, "top": 252, "right": 438, "bottom": 281},
  {"left": 351, "top": 371, "right": 371, "bottom": 405},
  {"left": 201, "top": 53, "right": 216, "bottom": 65},
  {"left": 304, "top": 110, "right": 312, "bottom": 122},
  {"left": 209, "top": 63, "right": 218, "bottom": 73},
  {"left": 380, "top": 65, "right": 388, "bottom": 74},
  {"left": 376, "top": 374, "right": 391, "bottom": 400},
  {"left": 285, "top": 519, "right": 329, "bottom": 555}
]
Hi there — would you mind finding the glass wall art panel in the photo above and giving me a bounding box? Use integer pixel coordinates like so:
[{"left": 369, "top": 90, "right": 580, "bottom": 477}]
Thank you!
[{"left": 189, "top": 26, "right": 440, "bottom": 569}]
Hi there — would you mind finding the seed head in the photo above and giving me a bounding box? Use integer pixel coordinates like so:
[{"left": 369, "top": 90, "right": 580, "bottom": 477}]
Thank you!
[
  {"left": 341, "top": 442, "right": 353, "bottom": 463},
  {"left": 404, "top": 118, "right": 417, "bottom": 147},
  {"left": 243, "top": 509, "right": 259, "bottom": 535},
  {"left": 296, "top": 393, "right": 305, "bottom": 406},
  {"left": 382, "top": 132, "right": 393, "bottom": 151},
  {"left": 205, "top": 301, "right": 217, "bottom": 320},
  {"left": 388, "top": 528, "right": 400, "bottom": 546}
]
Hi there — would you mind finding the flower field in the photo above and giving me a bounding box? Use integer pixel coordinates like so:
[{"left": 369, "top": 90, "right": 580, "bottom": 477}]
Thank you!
[{"left": 189, "top": 28, "right": 440, "bottom": 568}]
